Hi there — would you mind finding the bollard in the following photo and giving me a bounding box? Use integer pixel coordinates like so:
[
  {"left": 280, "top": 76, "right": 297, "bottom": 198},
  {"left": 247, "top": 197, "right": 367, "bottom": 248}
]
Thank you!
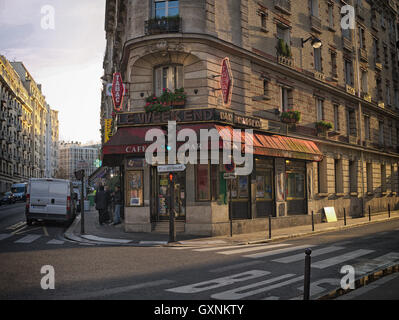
[
  {"left": 369, "top": 205, "right": 371, "bottom": 222},
  {"left": 311, "top": 211, "right": 314, "bottom": 232},
  {"left": 344, "top": 208, "right": 347, "bottom": 226},
  {"left": 388, "top": 203, "right": 391, "bottom": 218},
  {"left": 303, "top": 248, "right": 312, "bottom": 300},
  {"left": 268, "top": 215, "right": 272, "bottom": 239}
]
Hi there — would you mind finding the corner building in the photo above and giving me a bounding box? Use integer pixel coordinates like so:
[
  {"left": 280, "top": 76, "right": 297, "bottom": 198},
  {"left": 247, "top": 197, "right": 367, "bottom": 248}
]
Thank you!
[{"left": 102, "top": 0, "right": 399, "bottom": 236}]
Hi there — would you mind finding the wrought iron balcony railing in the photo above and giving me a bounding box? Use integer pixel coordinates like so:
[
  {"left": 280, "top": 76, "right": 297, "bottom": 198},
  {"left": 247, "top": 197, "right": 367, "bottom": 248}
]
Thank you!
[{"left": 145, "top": 16, "right": 182, "bottom": 35}]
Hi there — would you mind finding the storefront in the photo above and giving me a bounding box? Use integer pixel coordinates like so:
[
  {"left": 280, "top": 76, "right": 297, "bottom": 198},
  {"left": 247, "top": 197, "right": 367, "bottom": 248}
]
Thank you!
[{"left": 102, "top": 108, "right": 323, "bottom": 236}]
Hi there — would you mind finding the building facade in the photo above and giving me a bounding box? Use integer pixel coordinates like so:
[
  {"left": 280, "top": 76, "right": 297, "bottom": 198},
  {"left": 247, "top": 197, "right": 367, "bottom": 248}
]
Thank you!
[
  {"left": 45, "top": 106, "right": 59, "bottom": 178},
  {"left": 101, "top": 0, "right": 399, "bottom": 236},
  {"left": 58, "top": 142, "right": 100, "bottom": 182}
]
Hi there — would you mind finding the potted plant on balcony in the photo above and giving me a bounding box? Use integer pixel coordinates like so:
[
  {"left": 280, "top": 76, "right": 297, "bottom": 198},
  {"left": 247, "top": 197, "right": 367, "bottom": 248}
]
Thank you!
[
  {"left": 144, "top": 87, "right": 187, "bottom": 112},
  {"left": 280, "top": 110, "right": 301, "bottom": 124},
  {"left": 277, "top": 39, "right": 292, "bottom": 58},
  {"left": 315, "top": 120, "right": 333, "bottom": 132}
]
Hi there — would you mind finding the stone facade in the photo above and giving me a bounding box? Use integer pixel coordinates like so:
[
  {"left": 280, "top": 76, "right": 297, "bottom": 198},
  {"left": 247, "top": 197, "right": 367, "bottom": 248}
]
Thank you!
[{"left": 102, "top": 0, "right": 399, "bottom": 235}]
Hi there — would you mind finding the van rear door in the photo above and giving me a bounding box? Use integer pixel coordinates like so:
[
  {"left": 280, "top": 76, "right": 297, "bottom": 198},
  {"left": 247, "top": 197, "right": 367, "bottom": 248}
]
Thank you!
[
  {"left": 47, "top": 181, "right": 68, "bottom": 215},
  {"left": 30, "top": 181, "right": 49, "bottom": 214}
]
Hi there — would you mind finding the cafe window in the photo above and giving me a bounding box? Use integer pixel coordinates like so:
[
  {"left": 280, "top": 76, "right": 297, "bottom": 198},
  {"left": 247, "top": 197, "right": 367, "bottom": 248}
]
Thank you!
[
  {"left": 154, "top": 65, "right": 183, "bottom": 97},
  {"left": 256, "top": 159, "right": 274, "bottom": 200},
  {"left": 196, "top": 163, "right": 219, "bottom": 201},
  {"left": 125, "top": 170, "right": 144, "bottom": 207},
  {"left": 286, "top": 160, "right": 305, "bottom": 200},
  {"left": 230, "top": 176, "right": 249, "bottom": 199}
]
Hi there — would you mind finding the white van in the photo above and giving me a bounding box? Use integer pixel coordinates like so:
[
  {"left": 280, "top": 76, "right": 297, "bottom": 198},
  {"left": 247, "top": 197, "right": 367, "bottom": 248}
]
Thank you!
[{"left": 25, "top": 178, "right": 77, "bottom": 225}]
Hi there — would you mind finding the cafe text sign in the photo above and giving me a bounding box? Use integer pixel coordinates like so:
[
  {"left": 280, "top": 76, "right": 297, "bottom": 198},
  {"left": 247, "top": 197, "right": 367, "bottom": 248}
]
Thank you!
[
  {"left": 220, "top": 57, "right": 233, "bottom": 106},
  {"left": 111, "top": 72, "right": 125, "bottom": 111},
  {"left": 118, "top": 108, "right": 261, "bottom": 129}
]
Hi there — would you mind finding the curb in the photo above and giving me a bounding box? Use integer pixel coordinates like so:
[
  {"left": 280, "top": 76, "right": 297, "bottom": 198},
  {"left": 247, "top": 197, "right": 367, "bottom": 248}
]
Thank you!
[
  {"left": 64, "top": 213, "right": 399, "bottom": 247},
  {"left": 316, "top": 263, "right": 399, "bottom": 300}
]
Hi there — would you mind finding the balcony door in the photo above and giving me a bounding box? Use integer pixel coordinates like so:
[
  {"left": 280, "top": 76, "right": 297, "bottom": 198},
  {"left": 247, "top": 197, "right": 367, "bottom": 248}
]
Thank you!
[{"left": 154, "top": 0, "right": 179, "bottom": 18}]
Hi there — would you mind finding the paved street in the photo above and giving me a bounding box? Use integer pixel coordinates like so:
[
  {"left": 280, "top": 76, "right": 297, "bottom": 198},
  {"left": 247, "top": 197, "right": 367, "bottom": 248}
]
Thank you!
[{"left": 0, "top": 204, "right": 399, "bottom": 301}]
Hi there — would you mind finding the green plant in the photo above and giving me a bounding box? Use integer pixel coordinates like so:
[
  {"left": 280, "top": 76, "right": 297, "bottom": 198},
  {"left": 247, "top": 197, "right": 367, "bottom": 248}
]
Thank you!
[
  {"left": 281, "top": 110, "right": 301, "bottom": 123},
  {"left": 144, "top": 88, "right": 186, "bottom": 112},
  {"left": 316, "top": 121, "right": 333, "bottom": 131},
  {"left": 277, "top": 39, "right": 292, "bottom": 58}
]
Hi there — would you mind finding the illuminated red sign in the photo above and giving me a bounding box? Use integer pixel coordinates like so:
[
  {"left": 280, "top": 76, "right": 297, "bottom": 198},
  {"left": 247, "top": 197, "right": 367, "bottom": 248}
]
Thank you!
[
  {"left": 111, "top": 72, "right": 125, "bottom": 111},
  {"left": 220, "top": 57, "right": 233, "bottom": 106}
]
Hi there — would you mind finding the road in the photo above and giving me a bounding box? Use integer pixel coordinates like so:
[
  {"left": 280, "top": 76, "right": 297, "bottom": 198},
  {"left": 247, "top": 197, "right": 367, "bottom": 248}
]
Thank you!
[{"left": 0, "top": 203, "right": 399, "bottom": 301}]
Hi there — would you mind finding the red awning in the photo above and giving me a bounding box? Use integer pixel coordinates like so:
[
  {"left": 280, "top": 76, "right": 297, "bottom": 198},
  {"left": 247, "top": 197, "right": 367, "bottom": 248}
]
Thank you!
[{"left": 254, "top": 134, "right": 323, "bottom": 162}]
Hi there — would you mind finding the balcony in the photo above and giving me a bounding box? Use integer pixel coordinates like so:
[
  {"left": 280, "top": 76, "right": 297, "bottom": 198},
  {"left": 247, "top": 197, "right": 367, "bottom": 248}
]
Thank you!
[
  {"left": 277, "top": 55, "right": 295, "bottom": 68},
  {"left": 145, "top": 16, "right": 182, "bottom": 35},
  {"left": 346, "top": 84, "right": 356, "bottom": 96},
  {"left": 359, "top": 48, "right": 368, "bottom": 62},
  {"left": 342, "top": 36, "right": 353, "bottom": 52},
  {"left": 274, "top": 0, "right": 291, "bottom": 15},
  {"left": 314, "top": 71, "right": 325, "bottom": 82},
  {"left": 310, "top": 15, "right": 322, "bottom": 34}
]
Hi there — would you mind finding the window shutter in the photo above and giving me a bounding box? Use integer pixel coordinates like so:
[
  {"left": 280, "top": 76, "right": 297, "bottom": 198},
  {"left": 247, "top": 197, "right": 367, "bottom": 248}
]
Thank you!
[
  {"left": 155, "top": 67, "right": 162, "bottom": 96},
  {"left": 176, "top": 65, "right": 183, "bottom": 89}
]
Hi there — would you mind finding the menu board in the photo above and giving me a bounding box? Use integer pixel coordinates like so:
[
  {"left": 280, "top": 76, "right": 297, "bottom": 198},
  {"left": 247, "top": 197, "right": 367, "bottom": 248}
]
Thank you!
[{"left": 125, "top": 170, "right": 143, "bottom": 207}]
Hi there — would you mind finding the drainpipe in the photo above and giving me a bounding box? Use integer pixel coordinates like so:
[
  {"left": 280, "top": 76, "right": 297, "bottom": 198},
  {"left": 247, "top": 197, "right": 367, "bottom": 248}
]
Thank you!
[{"left": 353, "top": 23, "right": 366, "bottom": 216}]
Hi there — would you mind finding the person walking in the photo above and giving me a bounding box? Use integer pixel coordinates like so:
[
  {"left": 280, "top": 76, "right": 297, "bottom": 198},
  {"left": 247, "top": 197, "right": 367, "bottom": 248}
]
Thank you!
[
  {"left": 95, "top": 185, "right": 109, "bottom": 226},
  {"left": 112, "top": 186, "right": 122, "bottom": 225}
]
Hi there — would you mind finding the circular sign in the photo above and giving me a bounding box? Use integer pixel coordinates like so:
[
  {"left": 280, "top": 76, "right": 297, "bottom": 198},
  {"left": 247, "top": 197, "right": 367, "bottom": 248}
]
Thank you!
[{"left": 224, "top": 161, "right": 235, "bottom": 173}]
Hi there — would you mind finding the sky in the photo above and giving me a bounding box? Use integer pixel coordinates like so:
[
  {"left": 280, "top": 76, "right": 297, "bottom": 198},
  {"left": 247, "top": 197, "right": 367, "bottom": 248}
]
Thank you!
[{"left": 0, "top": 0, "right": 106, "bottom": 144}]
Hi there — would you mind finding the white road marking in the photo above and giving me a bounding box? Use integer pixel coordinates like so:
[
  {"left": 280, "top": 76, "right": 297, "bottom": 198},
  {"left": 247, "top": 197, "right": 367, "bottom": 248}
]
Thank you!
[
  {"left": 47, "top": 239, "right": 65, "bottom": 245},
  {"left": 179, "top": 240, "right": 226, "bottom": 245},
  {"left": 81, "top": 235, "right": 132, "bottom": 244},
  {"left": 169, "top": 246, "right": 198, "bottom": 250},
  {"left": 59, "top": 279, "right": 175, "bottom": 300},
  {"left": 166, "top": 270, "right": 270, "bottom": 294},
  {"left": 43, "top": 226, "right": 49, "bottom": 237},
  {"left": 209, "top": 261, "right": 264, "bottom": 273},
  {"left": 195, "top": 243, "right": 275, "bottom": 252},
  {"left": 336, "top": 272, "right": 399, "bottom": 300},
  {"left": 218, "top": 243, "right": 292, "bottom": 255},
  {"left": 272, "top": 246, "right": 345, "bottom": 264},
  {"left": 6, "top": 221, "right": 25, "bottom": 230},
  {"left": 352, "top": 252, "right": 399, "bottom": 275},
  {"left": 0, "top": 234, "right": 12, "bottom": 241},
  {"left": 244, "top": 244, "right": 315, "bottom": 259},
  {"left": 211, "top": 274, "right": 303, "bottom": 300},
  {"left": 14, "top": 234, "right": 41, "bottom": 244},
  {"left": 312, "top": 249, "right": 375, "bottom": 269},
  {"left": 262, "top": 296, "right": 280, "bottom": 300},
  {"left": 139, "top": 241, "right": 168, "bottom": 245}
]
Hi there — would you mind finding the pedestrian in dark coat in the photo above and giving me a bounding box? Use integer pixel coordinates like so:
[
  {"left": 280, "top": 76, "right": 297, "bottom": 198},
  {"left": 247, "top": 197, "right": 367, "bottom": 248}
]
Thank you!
[{"left": 95, "top": 185, "right": 109, "bottom": 225}]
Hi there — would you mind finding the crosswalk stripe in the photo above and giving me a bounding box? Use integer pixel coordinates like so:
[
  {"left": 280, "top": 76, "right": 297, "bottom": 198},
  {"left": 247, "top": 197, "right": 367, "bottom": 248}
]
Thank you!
[
  {"left": 244, "top": 244, "right": 315, "bottom": 259},
  {"left": 352, "top": 252, "right": 399, "bottom": 275},
  {"left": 217, "top": 243, "right": 292, "bottom": 255},
  {"left": 0, "top": 234, "right": 13, "bottom": 241},
  {"left": 47, "top": 239, "right": 65, "bottom": 245},
  {"left": 15, "top": 234, "right": 41, "bottom": 244},
  {"left": 195, "top": 243, "right": 278, "bottom": 252},
  {"left": 169, "top": 246, "right": 198, "bottom": 250},
  {"left": 312, "top": 249, "right": 375, "bottom": 269},
  {"left": 272, "top": 246, "right": 345, "bottom": 264}
]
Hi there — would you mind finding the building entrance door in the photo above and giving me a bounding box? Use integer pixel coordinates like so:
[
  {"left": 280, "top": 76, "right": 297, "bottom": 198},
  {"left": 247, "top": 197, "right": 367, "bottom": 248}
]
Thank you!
[
  {"left": 156, "top": 171, "right": 186, "bottom": 221},
  {"left": 285, "top": 160, "right": 307, "bottom": 215}
]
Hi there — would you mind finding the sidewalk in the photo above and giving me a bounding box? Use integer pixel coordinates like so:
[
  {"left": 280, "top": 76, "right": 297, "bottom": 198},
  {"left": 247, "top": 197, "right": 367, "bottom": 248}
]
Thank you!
[{"left": 64, "top": 207, "right": 399, "bottom": 247}]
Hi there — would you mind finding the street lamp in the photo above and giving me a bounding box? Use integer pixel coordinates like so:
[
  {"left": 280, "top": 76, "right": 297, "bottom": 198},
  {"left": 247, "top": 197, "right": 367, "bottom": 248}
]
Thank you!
[{"left": 301, "top": 36, "right": 322, "bottom": 48}]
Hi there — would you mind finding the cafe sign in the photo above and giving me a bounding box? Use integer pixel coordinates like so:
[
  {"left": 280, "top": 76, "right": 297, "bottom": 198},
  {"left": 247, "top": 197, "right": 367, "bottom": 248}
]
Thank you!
[
  {"left": 111, "top": 72, "right": 125, "bottom": 111},
  {"left": 220, "top": 57, "right": 233, "bottom": 106}
]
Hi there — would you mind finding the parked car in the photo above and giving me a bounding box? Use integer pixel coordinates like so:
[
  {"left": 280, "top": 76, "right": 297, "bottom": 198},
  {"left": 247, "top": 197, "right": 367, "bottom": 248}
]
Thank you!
[
  {"left": 0, "top": 192, "right": 16, "bottom": 205},
  {"left": 25, "top": 178, "right": 77, "bottom": 225},
  {"left": 11, "top": 183, "right": 27, "bottom": 201}
]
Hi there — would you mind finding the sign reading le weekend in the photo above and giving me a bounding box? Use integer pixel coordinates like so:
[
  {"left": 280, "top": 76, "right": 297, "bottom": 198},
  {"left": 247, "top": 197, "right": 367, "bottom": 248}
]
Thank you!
[{"left": 118, "top": 108, "right": 261, "bottom": 129}]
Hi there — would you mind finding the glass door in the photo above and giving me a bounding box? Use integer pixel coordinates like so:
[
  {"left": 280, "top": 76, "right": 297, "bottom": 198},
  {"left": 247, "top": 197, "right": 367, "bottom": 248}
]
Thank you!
[{"left": 157, "top": 171, "right": 186, "bottom": 221}]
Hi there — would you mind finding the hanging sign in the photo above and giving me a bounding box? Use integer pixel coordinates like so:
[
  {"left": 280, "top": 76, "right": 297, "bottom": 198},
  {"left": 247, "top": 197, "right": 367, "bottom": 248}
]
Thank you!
[
  {"left": 111, "top": 72, "right": 125, "bottom": 111},
  {"left": 220, "top": 57, "right": 233, "bottom": 106}
]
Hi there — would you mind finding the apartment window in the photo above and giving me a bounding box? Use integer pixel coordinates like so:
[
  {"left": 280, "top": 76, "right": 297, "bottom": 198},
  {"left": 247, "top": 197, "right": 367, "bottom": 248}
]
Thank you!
[
  {"left": 334, "top": 104, "right": 340, "bottom": 131},
  {"left": 379, "top": 121, "right": 385, "bottom": 145},
  {"left": 367, "top": 162, "right": 373, "bottom": 193},
  {"left": 316, "top": 98, "right": 324, "bottom": 121},
  {"left": 376, "top": 77, "right": 383, "bottom": 101},
  {"left": 277, "top": 24, "right": 290, "bottom": 44},
  {"left": 359, "top": 26, "right": 366, "bottom": 49},
  {"left": 279, "top": 86, "right": 291, "bottom": 112},
  {"left": 381, "top": 10, "right": 386, "bottom": 29},
  {"left": 310, "top": 0, "right": 319, "bottom": 17},
  {"left": 154, "top": 0, "right": 179, "bottom": 18},
  {"left": 263, "top": 78, "right": 269, "bottom": 96},
  {"left": 334, "top": 159, "right": 343, "bottom": 194},
  {"left": 387, "top": 85, "right": 391, "bottom": 106},
  {"left": 331, "top": 51, "right": 337, "bottom": 78},
  {"left": 361, "top": 70, "right": 368, "bottom": 94},
  {"left": 349, "top": 160, "right": 358, "bottom": 193},
  {"left": 344, "top": 60, "right": 354, "bottom": 86},
  {"left": 314, "top": 47, "right": 322, "bottom": 72},
  {"left": 388, "top": 122, "right": 393, "bottom": 146},
  {"left": 364, "top": 115, "right": 370, "bottom": 141},
  {"left": 346, "top": 108, "right": 357, "bottom": 136},
  {"left": 381, "top": 164, "right": 387, "bottom": 193},
  {"left": 154, "top": 65, "right": 183, "bottom": 96},
  {"left": 328, "top": 3, "right": 334, "bottom": 29},
  {"left": 383, "top": 44, "right": 389, "bottom": 66},
  {"left": 395, "top": 89, "right": 399, "bottom": 109},
  {"left": 260, "top": 11, "right": 267, "bottom": 30}
]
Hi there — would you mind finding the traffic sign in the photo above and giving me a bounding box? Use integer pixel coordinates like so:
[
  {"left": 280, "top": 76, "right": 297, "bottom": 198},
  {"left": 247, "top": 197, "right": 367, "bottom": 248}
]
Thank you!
[{"left": 157, "top": 164, "right": 186, "bottom": 173}]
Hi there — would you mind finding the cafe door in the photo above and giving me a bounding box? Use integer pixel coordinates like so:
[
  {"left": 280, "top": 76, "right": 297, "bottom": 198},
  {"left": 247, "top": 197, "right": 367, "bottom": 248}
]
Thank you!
[
  {"left": 285, "top": 160, "right": 307, "bottom": 215},
  {"left": 152, "top": 168, "right": 186, "bottom": 221}
]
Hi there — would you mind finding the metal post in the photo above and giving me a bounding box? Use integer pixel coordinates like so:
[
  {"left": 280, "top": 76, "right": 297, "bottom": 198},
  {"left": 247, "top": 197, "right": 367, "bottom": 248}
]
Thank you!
[
  {"left": 169, "top": 174, "right": 176, "bottom": 243},
  {"left": 303, "top": 248, "right": 312, "bottom": 300},
  {"left": 388, "top": 203, "right": 391, "bottom": 218},
  {"left": 268, "top": 214, "right": 272, "bottom": 239},
  {"left": 344, "top": 208, "right": 347, "bottom": 226},
  {"left": 311, "top": 211, "right": 314, "bottom": 232},
  {"left": 229, "top": 180, "right": 233, "bottom": 237},
  {"left": 80, "top": 174, "right": 85, "bottom": 235},
  {"left": 369, "top": 205, "right": 371, "bottom": 221}
]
